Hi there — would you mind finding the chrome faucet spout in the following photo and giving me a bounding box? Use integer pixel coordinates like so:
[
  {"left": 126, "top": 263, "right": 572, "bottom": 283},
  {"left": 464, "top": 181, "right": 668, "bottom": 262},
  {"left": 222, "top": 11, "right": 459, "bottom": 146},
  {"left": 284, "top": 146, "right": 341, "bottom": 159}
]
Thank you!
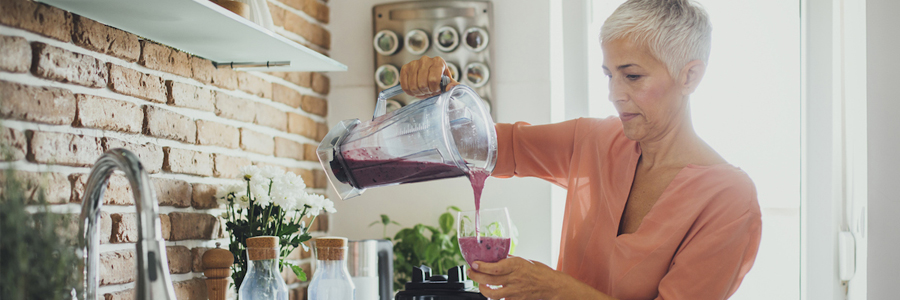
[{"left": 79, "top": 148, "right": 175, "bottom": 300}]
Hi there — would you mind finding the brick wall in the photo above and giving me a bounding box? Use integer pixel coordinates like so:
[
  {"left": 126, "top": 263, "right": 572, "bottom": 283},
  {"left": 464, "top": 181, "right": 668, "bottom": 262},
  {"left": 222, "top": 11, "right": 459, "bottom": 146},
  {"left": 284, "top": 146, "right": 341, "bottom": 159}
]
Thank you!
[{"left": 0, "top": 0, "right": 332, "bottom": 299}]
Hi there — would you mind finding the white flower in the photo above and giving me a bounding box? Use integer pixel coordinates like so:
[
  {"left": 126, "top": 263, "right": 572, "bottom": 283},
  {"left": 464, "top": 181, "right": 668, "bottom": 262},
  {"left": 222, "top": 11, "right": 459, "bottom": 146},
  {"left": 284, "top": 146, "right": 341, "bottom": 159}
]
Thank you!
[
  {"left": 322, "top": 198, "right": 336, "bottom": 214},
  {"left": 250, "top": 181, "right": 272, "bottom": 208},
  {"left": 250, "top": 173, "right": 270, "bottom": 191},
  {"left": 270, "top": 181, "right": 298, "bottom": 211},
  {"left": 239, "top": 165, "right": 261, "bottom": 181},
  {"left": 294, "top": 191, "right": 315, "bottom": 212},
  {"left": 267, "top": 172, "right": 307, "bottom": 211},
  {"left": 271, "top": 194, "right": 295, "bottom": 211},
  {"left": 256, "top": 193, "right": 272, "bottom": 208},
  {"left": 215, "top": 183, "right": 244, "bottom": 205},
  {"left": 249, "top": 172, "right": 272, "bottom": 206},
  {"left": 295, "top": 197, "right": 310, "bottom": 213},
  {"left": 259, "top": 165, "right": 285, "bottom": 180},
  {"left": 279, "top": 172, "right": 306, "bottom": 190},
  {"left": 304, "top": 194, "right": 331, "bottom": 216},
  {"left": 237, "top": 195, "right": 251, "bottom": 209},
  {"left": 214, "top": 186, "right": 230, "bottom": 200}
]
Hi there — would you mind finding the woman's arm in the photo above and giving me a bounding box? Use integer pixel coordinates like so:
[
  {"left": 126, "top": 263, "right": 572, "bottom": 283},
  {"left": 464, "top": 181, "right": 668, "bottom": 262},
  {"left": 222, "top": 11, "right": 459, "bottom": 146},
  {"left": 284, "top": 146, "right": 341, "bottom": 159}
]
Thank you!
[
  {"left": 467, "top": 256, "right": 618, "bottom": 300},
  {"left": 399, "top": 56, "right": 586, "bottom": 185},
  {"left": 492, "top": 121, "right": 580, "bottom": 187}
]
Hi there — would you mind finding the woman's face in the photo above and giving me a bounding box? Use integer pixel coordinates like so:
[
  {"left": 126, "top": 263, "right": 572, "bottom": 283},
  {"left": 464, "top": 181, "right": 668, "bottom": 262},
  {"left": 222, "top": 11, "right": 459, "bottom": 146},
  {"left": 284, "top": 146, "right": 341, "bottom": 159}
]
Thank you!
[{"left": 602, "top": 38, "right": 688, "bottom": 143}]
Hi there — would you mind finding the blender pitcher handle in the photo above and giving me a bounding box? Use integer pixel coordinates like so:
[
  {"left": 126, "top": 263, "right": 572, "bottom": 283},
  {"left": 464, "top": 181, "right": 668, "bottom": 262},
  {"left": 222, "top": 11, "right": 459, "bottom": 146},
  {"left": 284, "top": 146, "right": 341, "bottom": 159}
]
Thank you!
[{"left": 373, "top": 76, "right": 450, "bottom": 120}]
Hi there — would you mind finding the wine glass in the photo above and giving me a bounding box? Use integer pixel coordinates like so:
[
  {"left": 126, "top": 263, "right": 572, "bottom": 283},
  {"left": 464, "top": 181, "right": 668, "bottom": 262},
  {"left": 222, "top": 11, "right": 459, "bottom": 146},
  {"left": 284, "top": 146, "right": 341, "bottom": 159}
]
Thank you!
[{"left": 457, "top": 207, "right": 512, "bottom": 298}]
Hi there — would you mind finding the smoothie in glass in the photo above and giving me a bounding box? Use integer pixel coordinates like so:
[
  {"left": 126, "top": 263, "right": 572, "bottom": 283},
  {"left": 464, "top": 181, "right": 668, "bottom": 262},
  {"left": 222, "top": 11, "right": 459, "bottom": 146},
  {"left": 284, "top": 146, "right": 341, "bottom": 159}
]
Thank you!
[{"left": 458, "top": 236, "right": 511, "bottom": 266}]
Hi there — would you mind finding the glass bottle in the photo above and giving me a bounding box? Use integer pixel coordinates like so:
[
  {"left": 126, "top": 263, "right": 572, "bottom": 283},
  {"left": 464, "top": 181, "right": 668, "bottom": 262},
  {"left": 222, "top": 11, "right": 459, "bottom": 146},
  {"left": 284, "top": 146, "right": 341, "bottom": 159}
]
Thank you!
[
  {"left": 309, "top": 237, "right": 356, "bottom": 300},
  {"left": 238, "top": 236, "right": 289, "bottom": 300}
]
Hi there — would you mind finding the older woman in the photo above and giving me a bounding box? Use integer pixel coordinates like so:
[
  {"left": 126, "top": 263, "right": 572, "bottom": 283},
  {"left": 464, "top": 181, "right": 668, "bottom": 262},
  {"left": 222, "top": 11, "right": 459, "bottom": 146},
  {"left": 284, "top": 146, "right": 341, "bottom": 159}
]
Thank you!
[{"left": 400, "top": 0, "right": 761, "bottom": 299}]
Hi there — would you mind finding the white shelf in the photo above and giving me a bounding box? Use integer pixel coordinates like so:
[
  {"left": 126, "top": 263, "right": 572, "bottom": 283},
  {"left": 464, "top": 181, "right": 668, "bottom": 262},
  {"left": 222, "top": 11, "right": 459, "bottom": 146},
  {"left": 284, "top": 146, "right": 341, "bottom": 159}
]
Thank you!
[{"left": 39, "top": 0, "right": 347, "bottom": 72}]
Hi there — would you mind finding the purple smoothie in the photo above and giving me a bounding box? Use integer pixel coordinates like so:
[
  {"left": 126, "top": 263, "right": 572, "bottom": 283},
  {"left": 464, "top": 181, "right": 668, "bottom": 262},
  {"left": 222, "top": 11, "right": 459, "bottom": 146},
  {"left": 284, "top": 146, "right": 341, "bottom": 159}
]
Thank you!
[
  {"left": 468, "top": 168, "right": 490, "bottom": 212},
  {"left": 466, "top": 168, "right": 491, "bottom": 237},
  {"left": 458, "top": 236, "right": 510, "bottom": 266},
  {"left": 342, "top": 158, "right": 465, "bottom": 188},
  {"left": 338, "top": 148, "right": 465, "bottom": 188}
]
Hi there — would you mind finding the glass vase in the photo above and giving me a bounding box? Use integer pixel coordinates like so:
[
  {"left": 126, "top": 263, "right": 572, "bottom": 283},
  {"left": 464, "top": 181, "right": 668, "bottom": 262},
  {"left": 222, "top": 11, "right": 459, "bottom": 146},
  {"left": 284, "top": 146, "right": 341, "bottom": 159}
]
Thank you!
[{"left": 238, "top": 236, "right": 289, "bottom": 300}]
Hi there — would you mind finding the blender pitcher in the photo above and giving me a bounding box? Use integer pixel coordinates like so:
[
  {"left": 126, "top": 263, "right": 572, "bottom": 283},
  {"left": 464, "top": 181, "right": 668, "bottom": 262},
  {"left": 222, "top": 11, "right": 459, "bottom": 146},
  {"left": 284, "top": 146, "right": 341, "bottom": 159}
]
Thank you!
[{"left": 317, "top": 77, "right": 497, "bottom": 200}]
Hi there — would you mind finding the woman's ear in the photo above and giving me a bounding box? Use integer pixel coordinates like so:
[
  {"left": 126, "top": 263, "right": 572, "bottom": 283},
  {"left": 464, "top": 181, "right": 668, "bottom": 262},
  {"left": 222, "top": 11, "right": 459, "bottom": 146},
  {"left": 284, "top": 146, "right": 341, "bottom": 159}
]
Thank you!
[{"left": 680, "top": 60, "right": 706, "bottom": 96}]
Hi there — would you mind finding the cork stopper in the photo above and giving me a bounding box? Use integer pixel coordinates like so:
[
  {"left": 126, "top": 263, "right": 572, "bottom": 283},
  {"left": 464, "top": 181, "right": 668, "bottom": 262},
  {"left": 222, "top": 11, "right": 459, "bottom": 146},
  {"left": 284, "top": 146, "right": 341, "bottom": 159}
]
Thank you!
[
  {"left": 246, "top": 236, "right": 279, "bottom": 261},
  {"left": 314, "top": 237, "right": 348, "bottom": 261},
  {"left": 202, "top": 243, "right": 234, "bottom": 300}
]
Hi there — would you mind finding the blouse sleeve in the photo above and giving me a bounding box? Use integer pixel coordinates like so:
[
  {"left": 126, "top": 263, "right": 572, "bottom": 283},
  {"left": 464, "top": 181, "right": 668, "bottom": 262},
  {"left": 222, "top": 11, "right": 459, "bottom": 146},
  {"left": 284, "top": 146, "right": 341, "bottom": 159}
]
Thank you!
[
  {"left": 492, "top": 119, "right": 580, "bottom": 187},
  {"left": 654, "top": 196, "right": 762, "bottom": 300}
]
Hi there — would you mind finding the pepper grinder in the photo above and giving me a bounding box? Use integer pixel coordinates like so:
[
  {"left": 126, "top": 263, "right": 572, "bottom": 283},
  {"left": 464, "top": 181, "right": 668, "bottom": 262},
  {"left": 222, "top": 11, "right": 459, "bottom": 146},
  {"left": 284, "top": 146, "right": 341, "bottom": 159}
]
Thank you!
[{"left": 202, "top": 242, "right": 234, "bottom": 300}]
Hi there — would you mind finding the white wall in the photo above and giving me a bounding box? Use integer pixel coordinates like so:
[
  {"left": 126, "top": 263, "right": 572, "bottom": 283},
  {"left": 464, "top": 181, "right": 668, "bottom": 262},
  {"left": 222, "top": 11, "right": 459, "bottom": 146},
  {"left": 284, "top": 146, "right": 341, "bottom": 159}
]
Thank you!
[
  {"left": 866, "top": 0, "right": 900, "bottom": 298},
  {"left": 326, "top": 0, "right": 555, "bottom": 266}
]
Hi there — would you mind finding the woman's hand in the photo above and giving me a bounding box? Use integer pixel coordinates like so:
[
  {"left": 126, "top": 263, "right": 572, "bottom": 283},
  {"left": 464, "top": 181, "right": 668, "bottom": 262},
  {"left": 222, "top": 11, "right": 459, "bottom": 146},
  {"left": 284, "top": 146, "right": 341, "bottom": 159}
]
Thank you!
[
  {"left": 400, "top": 56, "right": 460, "bottom": 99},
  {"left": 467, "top": 256, "right": 616, "bottom": 300},
  {"left": 466, "top": 256, "right": 560, "bottom": 300}
]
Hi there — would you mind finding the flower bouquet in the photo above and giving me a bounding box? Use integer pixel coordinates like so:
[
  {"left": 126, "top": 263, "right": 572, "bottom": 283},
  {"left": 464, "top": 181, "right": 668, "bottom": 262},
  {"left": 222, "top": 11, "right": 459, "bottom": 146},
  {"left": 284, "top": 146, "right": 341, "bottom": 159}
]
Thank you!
[{"left": 217, "top": 165, "right": 336, "bottom": 290}]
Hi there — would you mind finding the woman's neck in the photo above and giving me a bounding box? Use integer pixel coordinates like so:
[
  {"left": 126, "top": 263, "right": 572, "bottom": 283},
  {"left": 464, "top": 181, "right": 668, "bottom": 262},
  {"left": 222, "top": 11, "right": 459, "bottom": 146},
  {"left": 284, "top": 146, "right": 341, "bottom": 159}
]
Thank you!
[{"left": 636, "top": 106, "right": 716, "bottom": 169}]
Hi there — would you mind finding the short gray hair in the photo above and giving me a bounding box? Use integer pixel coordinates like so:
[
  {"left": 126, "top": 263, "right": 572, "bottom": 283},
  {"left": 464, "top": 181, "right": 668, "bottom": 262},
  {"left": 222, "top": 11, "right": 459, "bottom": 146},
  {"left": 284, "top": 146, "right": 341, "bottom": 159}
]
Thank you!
[{"left": 600, "top": 0, "right": 712, "bottom": 77}]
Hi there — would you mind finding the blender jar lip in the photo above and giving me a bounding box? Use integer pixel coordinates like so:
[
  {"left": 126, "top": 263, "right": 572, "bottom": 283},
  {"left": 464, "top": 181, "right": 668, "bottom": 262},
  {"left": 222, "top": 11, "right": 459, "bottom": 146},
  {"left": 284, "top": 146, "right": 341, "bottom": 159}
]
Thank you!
[
  {"left": 317, "top": 119, "right": 365, "bottom": 200},
  {"left": 440, "top": 85, "right": 498, "bottom": 174}
]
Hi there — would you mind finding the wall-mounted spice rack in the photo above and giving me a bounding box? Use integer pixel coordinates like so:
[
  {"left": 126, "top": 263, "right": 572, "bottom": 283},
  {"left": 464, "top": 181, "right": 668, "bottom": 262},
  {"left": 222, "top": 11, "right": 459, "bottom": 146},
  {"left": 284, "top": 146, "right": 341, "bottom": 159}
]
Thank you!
[
  {"left": 373, "top": 0, "right": 495, "bottom": 115},
  {"left": 38, "top": 0, "right": 347, "bottom": 72}
]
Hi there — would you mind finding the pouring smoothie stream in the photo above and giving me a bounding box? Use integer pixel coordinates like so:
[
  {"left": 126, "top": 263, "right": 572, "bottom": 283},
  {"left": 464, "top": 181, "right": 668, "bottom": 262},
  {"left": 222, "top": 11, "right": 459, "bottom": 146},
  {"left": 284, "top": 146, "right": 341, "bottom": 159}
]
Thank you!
[
  {"left": 459, "top": 168, "right": 512, "bottom": 268},
  {"left": 468, "top": 167, "right": 491, "bottom": 240}
]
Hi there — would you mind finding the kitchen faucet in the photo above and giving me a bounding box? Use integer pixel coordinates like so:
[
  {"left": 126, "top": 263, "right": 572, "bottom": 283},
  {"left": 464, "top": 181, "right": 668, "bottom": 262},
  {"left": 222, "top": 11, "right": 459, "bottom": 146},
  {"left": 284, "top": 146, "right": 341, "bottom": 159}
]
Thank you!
[{"left": 79, "top": 148, "right": 176, "bottom": 299}]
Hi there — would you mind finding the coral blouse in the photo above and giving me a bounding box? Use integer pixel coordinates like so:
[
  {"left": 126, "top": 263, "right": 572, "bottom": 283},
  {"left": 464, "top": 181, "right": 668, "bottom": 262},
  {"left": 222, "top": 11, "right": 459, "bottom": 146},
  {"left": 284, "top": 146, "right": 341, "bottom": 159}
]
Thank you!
[{"left": 492, "top": 117, "right": 762, "bottom": 300}]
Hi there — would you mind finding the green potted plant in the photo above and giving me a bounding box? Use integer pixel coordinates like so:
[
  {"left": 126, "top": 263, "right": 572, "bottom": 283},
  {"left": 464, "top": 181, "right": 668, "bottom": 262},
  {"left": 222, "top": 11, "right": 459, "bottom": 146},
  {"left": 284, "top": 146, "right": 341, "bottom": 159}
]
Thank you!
[
  {"left": 371, "top": 207, "right": 466, "bottom": 290},
  {"left": 0, "top": 167, "right": 82, "bottom": 299}
]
